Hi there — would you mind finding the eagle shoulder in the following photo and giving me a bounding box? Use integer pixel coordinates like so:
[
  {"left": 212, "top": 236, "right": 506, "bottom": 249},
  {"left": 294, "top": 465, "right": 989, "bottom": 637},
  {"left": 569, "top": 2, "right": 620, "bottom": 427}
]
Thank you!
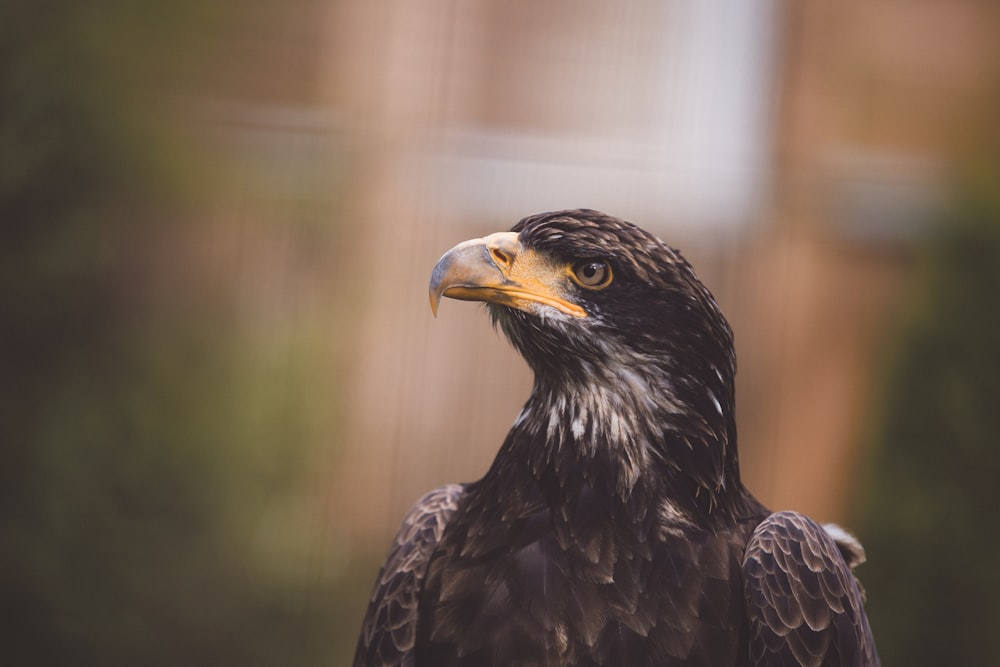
[
  {"left": 353, "top": 484, "right": 464, "bottom": 667},
  {"left": 742, "top": 510, "right": 879, "bottom": 667}
]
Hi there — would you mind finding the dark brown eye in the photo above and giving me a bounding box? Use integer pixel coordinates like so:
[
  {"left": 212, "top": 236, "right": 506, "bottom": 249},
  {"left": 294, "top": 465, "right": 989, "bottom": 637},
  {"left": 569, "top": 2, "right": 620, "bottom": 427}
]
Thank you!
[{"left": 571, "top": 259, "right": 612, "bottom": 289}]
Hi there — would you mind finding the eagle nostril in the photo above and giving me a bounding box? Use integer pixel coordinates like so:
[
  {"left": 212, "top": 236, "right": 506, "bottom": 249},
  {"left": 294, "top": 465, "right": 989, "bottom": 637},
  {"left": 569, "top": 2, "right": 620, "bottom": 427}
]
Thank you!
[{"left": 490, "top": 247, "right": 511, "bottom": 268}]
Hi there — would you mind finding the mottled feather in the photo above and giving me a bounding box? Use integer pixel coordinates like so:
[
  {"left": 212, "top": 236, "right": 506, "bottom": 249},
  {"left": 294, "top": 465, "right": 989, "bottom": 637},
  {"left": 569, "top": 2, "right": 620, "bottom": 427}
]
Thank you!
[
  {"left": 743, "top": 512, "right": 878, "bottom": 666},
  {"left": 353, "top": 484, "right": 463, "bottom": 667}
]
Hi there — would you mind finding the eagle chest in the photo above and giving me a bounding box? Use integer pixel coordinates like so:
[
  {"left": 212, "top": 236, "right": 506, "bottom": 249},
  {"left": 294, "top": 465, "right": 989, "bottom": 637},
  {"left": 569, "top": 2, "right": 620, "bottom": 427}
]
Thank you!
[{"left": 415, "top": 509, "right": 752, "bottom": 667}]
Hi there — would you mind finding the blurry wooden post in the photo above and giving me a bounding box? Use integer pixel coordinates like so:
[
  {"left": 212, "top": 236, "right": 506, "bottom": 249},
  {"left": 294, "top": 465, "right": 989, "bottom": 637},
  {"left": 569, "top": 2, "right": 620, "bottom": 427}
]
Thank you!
[
  {"left": 317, "top": 1, "right": 529, "bottom": 552},
  {"left": 734, "top": 0, "right": 992, "bottom": 520}
]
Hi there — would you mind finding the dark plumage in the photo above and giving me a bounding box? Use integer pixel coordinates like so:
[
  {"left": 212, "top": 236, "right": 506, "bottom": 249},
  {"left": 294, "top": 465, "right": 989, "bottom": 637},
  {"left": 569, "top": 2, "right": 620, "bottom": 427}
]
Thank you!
[{"left": 354, "top": 210, "right": 878, "bottom": 666}]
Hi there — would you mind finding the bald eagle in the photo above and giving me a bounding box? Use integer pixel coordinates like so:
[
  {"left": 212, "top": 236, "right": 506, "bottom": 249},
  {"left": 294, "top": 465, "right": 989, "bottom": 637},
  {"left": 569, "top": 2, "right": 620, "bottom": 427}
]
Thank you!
[{"left": 353, "top": 210, "right": 878, "bottom": 666}]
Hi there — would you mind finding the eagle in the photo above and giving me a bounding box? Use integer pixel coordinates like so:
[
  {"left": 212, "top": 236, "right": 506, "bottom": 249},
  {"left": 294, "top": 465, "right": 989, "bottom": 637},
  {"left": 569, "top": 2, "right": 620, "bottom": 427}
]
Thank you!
[{"left": 353, "top": 209, "right": 878, "bottom": 666}]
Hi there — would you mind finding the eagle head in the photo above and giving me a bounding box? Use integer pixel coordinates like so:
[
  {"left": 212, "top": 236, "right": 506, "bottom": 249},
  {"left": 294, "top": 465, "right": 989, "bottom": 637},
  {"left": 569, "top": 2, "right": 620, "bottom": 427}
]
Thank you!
[{"left": 430, "top": 209, "right": 743, "bottom": 517}]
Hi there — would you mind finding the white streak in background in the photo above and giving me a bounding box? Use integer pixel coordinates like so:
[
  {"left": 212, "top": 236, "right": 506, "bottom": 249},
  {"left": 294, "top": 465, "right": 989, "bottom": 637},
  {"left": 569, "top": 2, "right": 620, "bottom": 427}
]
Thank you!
[{"left": 419, "top": 0, "right": 779, "bottom": 235}]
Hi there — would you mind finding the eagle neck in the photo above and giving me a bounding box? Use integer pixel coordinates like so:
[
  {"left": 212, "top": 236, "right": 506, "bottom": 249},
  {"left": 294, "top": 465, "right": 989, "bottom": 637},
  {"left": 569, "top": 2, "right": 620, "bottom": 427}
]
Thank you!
[{"left": 489, "top": 364, "right": 747, "bottom": 528}]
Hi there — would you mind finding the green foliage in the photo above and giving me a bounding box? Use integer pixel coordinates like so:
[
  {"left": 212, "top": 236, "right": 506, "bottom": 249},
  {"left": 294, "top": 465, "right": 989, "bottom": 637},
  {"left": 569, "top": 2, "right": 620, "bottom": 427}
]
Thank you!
[
  {"left": 1, "top": 1, "right": 353, "bottom": 664},
  {"left": 857, "top": 184, "right": 1000, "bottom": 666}
]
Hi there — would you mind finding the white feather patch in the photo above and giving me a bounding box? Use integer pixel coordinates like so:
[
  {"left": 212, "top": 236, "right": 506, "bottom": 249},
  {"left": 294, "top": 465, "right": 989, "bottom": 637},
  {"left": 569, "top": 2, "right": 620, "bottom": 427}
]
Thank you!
[{"left": 822, "top": 523, "right": 867, "bottom": 568}]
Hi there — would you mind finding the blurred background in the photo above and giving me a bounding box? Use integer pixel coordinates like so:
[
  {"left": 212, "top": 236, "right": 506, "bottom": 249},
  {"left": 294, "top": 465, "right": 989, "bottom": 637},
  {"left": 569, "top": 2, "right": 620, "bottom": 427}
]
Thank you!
[{"left": 2, "top": 0, "right": 999, "bottom": 664}]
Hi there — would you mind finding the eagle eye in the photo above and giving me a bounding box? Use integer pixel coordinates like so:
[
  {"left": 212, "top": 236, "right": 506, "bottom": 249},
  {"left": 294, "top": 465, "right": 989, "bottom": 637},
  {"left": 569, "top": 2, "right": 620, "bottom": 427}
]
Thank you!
[{"left": 571, "top": 259, "right": 613, "bottom": 289}]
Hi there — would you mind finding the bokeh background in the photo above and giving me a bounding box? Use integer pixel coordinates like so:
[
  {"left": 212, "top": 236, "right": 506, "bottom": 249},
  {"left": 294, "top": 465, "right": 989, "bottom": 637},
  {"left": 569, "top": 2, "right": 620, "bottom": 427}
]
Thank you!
[{"left": 3, "top": 1, "right": 999, "bottom": 665}]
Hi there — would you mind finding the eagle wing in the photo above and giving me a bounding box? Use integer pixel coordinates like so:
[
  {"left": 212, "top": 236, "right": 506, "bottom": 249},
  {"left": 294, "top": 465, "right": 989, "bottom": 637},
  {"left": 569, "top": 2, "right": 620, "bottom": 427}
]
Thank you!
[
  {"left": 742, "top": 511, "right": 879, "bottom": 667},
  {"left": 353, "top": 484, "right": 464, "bottom": 667}
]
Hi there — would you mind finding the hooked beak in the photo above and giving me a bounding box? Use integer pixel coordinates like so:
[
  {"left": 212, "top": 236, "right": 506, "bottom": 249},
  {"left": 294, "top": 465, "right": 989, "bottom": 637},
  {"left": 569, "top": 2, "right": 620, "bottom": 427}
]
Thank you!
[{"left": 429, "top": 231, "right": 586, "bottom": 318}]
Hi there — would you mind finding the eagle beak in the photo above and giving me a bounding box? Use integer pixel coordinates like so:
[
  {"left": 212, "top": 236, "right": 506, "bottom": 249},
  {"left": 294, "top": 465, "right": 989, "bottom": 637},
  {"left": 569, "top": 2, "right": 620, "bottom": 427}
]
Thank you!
[{"left": 429, "top": 232, "right": 586, "bottom": 318}]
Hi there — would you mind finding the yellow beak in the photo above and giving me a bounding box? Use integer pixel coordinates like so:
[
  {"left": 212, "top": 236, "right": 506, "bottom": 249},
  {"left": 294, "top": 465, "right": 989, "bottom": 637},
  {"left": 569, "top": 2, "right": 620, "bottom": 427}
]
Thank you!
[{"left": 429, "top": 232, "right": 586, "bottom": 318}]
